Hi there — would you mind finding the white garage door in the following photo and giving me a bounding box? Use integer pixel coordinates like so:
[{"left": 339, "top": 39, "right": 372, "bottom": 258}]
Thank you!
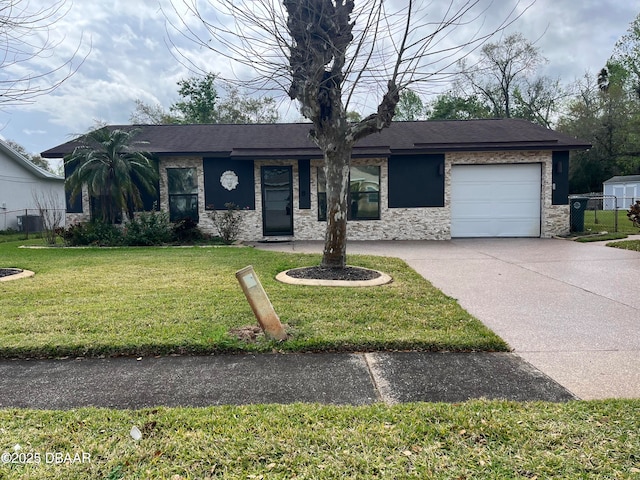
[{"left": 451, "top": 164, "right": 541, "bottom": 237}]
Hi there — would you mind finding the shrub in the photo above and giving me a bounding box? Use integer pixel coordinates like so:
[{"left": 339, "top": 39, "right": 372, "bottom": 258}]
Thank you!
[
  {"left": 627, "top": 200, "right": 640, "bottom": 229},
  {"left": 124, "top": 212, "right": 173, "bottom": 246},
  {"left": 172, "top": 217, "right": 204, "bottom": 243},
  {"left": 210, "top": 203, "right": 244, "bottom": 244},
  {"left": 58, "top": 220, "right": 123, "bottom": 246},
  {"left": 56, "top": 214, "right": 213, "bottom": 247}
]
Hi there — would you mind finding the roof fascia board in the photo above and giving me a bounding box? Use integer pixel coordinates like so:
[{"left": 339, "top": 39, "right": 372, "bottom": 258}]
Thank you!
[{"left": 0, "top": 140, "right": 63, "bottom": 180}]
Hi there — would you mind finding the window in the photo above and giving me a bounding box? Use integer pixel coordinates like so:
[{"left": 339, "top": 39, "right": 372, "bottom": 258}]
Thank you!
[
  {"left": 167, "top": 168, "right": 198, "bottom": 222},
  {"left": 318, "top": 170, "right": 327, "bottom": 221},
  {"left": 317, "top": 165, "right": 380, "bottom": 221},
  {"left": 90, "top": 195, "right": 122, "bottom": 224}
]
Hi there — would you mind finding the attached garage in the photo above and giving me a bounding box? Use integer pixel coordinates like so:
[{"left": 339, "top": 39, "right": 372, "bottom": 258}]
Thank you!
[{"left": 451, "top": 164, "right": 542, "bottom": 237}]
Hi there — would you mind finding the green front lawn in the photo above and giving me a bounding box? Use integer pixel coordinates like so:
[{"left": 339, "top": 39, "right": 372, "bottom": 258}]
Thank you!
[
  {"left": 1, "top": 400, "right": 638, "bottom": 479},
  {"left": 2, "top": 240, "right": 638, "bottom": 479},
  {"left": 0, "top": 240, "right": 506, "bottom": 358},
  {"left": 583, "top": 209, "right": 640, "bottom": 234}
]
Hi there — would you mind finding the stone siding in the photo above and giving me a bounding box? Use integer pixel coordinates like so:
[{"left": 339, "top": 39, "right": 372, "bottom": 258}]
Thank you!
[
  {"left": 66, "top": 151, "right": 570, "bottom": 240},
  {"left": 65, "top": 187, "right": 91, "bottom": 225},
  {"left": 545, "top": 204, "right": 571, "bottom": 237},
  {"left": 160, "top": 156, "right": 263, "bottom": 240}
]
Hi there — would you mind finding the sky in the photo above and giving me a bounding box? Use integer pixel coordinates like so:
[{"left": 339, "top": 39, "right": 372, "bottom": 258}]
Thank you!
[{"left": 0, "top": 0, "right": 638, "bottom": 168}]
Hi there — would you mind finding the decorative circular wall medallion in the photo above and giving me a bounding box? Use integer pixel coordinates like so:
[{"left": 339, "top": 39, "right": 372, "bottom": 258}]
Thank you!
[{"left": 220, "top": 170, "right": 239, "bottom": 191}]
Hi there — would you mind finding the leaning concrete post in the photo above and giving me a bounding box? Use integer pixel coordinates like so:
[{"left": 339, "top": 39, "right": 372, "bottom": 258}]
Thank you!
[{"left": 235, "top": 265, "right": 287, "bottom": 341}]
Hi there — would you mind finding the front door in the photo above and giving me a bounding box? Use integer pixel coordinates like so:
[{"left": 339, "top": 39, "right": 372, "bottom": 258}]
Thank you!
[{"left": 261, "top": 166, "right": 293, "bottom": 236}]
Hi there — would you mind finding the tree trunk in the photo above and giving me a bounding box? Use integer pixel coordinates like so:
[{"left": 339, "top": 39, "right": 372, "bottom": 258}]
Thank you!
[
  {"left": 321, "top": 143, "right": 352, "bottom": 268},
  {"left": 315, "top": 81, "right": 399, "bottom": 269}
]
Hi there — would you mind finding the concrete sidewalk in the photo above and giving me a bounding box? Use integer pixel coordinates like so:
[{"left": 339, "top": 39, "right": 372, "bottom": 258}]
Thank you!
[
  {"left": 0, "top": 352, "right": 574, "bottom": 409},
  {"left": 254, "top": 238, "right": 640, "bottom": 400}
]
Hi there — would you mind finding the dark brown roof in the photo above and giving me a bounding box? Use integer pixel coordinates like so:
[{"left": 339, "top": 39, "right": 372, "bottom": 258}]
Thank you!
[{"left": 41, "top": 118, "right": 591, "bottom": 159}]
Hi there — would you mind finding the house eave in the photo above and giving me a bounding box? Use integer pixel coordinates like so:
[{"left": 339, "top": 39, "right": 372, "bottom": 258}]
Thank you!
[
  {"left": 1, "top": 140, "right": 63, "bottom": 180},
  {"left": 41, "top": 119, "right": 592, "bottom": 160},
  {"left": 411, "top": 140, "right": 591, "bottom": 153}
]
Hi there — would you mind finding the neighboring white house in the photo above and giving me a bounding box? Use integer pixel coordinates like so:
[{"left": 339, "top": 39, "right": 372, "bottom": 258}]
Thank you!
[
  {"left": 603, "top": 175, "right": 640, "bottom": 210},
  {"left": 0, "top": 139, "right": 65, "bottom": 231}
]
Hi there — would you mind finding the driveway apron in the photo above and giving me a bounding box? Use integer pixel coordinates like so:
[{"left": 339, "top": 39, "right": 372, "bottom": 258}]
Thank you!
[{"left": 255, "top": 238, "right": 640, "bottom": 400}]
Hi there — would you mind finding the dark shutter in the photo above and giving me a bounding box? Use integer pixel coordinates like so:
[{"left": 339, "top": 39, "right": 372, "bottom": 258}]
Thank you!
[
  {"left": 203, "top": 158, "right": 256, "bottom": 210},
  {"left": 388, "top": 154, "right": 445, "bottom": 208},
  {"left": 552, "top": 151, "right": 569, "bottom": 205},
  {"left": 298, "top": 159, "right": 311, "bottom": 209}
]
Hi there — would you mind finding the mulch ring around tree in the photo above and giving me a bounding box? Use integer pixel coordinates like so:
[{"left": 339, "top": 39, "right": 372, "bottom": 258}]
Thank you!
[
  {"left": 276, "top": 266, "right": 392, "bottom": 287},
  {"left": 286, "top": 266, "right": 381, "bottom": 281},
  {"left": 0, "top": 268, "right": 35, "bottom": 282},
  {"left": 0, "top": 268, "right": 23, "bottom": 278}
]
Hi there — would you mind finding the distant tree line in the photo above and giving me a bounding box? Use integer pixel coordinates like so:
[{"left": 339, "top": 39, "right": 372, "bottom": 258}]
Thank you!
[{"left": 129, "top": 73, "right": 279, "bottom": 125}]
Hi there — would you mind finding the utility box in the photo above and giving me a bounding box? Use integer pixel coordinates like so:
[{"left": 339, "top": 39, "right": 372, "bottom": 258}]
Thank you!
[
  {"left": 17, "top": 215, "right": 43, "bottom": 233},
  {"left": 235, "top": 265, "right": 287, "bottom": 341},
  {"left": 570, "top": 198, "right": 589, "bottom": 232}
]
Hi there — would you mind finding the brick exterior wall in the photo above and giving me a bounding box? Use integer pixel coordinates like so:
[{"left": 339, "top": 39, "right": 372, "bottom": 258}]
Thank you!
[{"left": 65, "top": 150, "right": 570, "bottom": 240}]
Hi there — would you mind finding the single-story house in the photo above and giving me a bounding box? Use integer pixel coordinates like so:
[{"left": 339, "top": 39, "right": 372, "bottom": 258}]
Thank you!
[
  {"left": 603, "top": 175, "right": 640, "bottom": 210},
  {"left": 41, "top": 118, "right": 590, "bottom": 241},
  {"left": 0, "top": 139, "right": 65, "bottom": 231}
]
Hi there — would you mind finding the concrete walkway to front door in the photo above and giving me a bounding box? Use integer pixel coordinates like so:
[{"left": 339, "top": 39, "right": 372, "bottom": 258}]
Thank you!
[{"left": 254, "top": 238, "right": 640, "bottom": 400}]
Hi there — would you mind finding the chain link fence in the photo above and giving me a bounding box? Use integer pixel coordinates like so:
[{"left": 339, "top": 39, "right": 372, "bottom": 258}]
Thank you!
[
  {"left": 569, "top": 194, "right": 638, "bottom": 234},
  {"left": 0, "top": 208, "right": 66, "bottom": 238}
]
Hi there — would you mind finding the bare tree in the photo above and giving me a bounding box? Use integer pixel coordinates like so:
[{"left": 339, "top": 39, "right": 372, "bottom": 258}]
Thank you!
[
  {"left": 130, "top": 99, "right": 180, "bottom": 125},
  {"left": 456, "top": 32, "right": 547, "bottom": 119},
  {"left": 166, "top": 0, "right": 530, "bottom": 268},
  {"left": 32, "top": 189, "right": 65, "bottom": 245},
  {"left": 0, "top": 0, "right": 86, "bottom": 105},
  {"left": 512, "top": 76, "right": 569, "bottom": 128}
]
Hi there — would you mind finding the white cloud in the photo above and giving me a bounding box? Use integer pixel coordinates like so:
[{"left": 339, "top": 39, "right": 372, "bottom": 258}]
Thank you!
[{"left": 503, "top": 0, "right": 637, "bottom": 80}]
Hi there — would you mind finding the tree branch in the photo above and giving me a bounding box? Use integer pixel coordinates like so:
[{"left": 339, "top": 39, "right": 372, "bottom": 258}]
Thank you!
[{"left": 0, "top": 0, "right": 89, "bottom": 105}]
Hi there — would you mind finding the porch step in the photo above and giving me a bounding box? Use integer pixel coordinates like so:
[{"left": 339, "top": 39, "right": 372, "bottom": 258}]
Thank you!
[{"left": 258, "top": 237, "right": 295, "bottom": 243}]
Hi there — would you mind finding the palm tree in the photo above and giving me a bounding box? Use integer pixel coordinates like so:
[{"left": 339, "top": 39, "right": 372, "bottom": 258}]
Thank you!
[{"left": 65, "top": 127, "right": 158, "bottom": 224}]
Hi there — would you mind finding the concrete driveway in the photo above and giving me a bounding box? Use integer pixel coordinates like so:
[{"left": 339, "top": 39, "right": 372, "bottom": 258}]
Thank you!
[{"left": 254, "top": 237, "right": 640, "bottom": 400}]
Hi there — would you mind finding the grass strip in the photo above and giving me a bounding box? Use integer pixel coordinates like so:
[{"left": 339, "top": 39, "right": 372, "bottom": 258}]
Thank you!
[
  {"left": 0, "top": 241, "right": 506, "bottom": 357},
  {"left": 0, "top": 400, "right": 638, "bottom": 479},
  {"left": 607, "top": 239, "right": 640, "bottom": 251},
  {"left": 574, "top": 233, "right": 628, "bottom": 242}
]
